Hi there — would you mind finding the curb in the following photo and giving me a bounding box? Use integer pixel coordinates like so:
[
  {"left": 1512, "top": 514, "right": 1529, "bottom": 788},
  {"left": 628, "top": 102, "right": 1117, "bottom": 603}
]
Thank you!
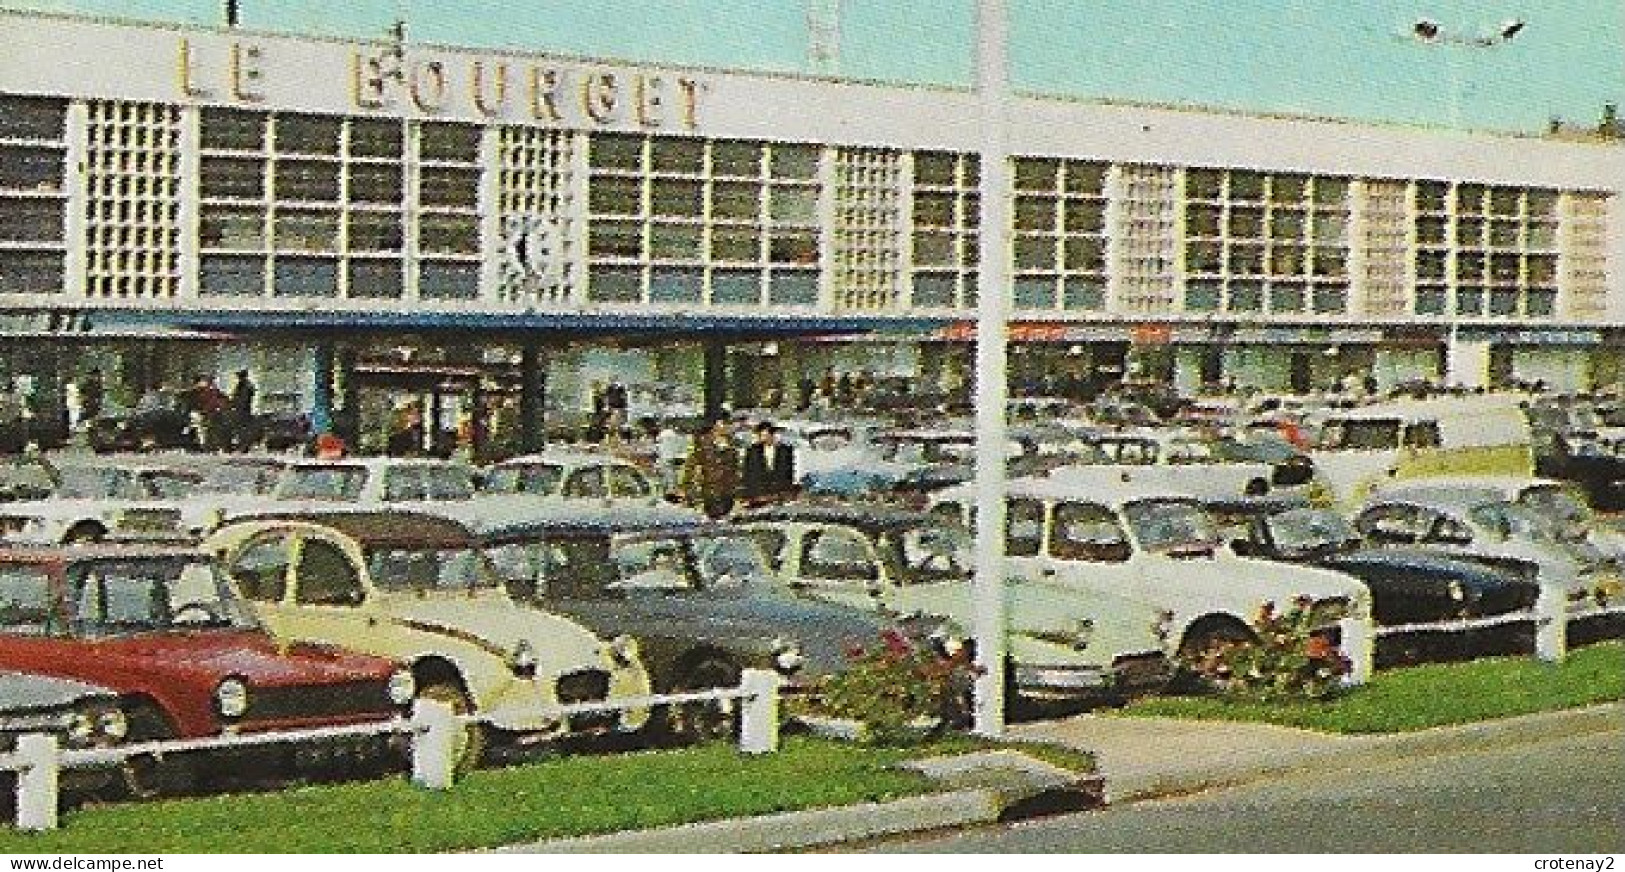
[
  {"left": 495, "top": 789, "right": 1004, "bottom": 853},
  {"left": 1103, "top": 702, "right": 1624, "bottom": 805}
]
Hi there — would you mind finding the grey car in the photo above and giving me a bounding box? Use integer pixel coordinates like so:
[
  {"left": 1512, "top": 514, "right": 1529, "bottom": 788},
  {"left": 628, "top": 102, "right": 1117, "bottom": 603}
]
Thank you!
[{"left": 474, "top": 503, "right": 950, "bottom": 741}]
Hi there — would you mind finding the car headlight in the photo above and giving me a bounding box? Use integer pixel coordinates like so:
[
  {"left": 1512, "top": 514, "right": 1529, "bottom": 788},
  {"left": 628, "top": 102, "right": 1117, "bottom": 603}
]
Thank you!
[
  {"left": 386, "top": 669, "right": 416, "bottom": 706},
  {"left": 927, "top": 624, "right": 964, "bottom": 657},
  {"left": 770, "top": 637, "right": 806, "bottom": 674},
  {"left": 1447, "top": 580, "right": 1465, "bottom": 602},
  {"left": 99, "top": 707, "right": 128, "bottom": 741},
  {"left": 607, "top": 634, "right": 640, "bottom": 669},
  {"left": 508, "top": 640, "right": 539, "bottom": 679},
  {"left": 214, "top": 678, "right": 250, "bottom": 719},
  {"left": 65, "top": 711, "right": 97, "bottom": 747}
]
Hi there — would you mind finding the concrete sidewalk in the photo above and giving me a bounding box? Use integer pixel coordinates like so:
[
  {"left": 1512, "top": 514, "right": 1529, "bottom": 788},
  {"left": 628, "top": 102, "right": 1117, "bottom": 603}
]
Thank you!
[
  {"left": 1008, "top": 701, "right": 1625, "bottom": 804},
  {"left": 503, "top": 702, "right": 1621, "bottom": 852}
]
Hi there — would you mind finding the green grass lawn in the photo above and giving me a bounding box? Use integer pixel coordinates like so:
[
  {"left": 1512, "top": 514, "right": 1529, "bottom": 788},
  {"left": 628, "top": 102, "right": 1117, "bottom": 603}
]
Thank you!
[
  {"left": 1120, "top": 641, "right": 1625, "bottom": 734},
  {"left": 0, "top": 735, "right": 1088, "bottom": 853}
]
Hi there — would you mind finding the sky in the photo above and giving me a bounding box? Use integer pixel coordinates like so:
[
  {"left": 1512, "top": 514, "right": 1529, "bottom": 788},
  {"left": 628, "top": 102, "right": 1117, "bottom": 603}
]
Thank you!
[{"left": 6, "top": 0, "right": 1621, "bottom": 135}]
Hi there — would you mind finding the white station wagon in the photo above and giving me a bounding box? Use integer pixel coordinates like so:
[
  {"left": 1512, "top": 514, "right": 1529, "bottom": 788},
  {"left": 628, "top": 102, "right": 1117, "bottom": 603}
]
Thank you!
[{"left": 930, "top": 467, "right": 1375, "bottom": 682}]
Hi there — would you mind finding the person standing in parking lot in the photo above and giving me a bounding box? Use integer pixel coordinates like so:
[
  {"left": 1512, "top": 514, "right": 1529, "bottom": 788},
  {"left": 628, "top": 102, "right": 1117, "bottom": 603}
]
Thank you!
[
  {"left": 741, "top": 421, "right": 795, "bottom": 506},
  {"left": 230, "top": 369, "right": 256, "bottom": 451},
  {"left": 681, "top": 416, "right": 740, "bottom": 519}
]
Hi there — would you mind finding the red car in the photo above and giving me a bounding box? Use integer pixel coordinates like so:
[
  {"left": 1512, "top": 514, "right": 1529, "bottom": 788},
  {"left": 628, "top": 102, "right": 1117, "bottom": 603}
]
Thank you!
[{"left": 0, "top": 544, "right": 415, "bottom": 795}]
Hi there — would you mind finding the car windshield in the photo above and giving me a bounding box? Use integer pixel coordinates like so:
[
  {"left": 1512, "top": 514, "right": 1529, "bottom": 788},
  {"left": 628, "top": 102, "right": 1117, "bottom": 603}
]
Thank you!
[
  {"left": 1317, "top": 419, "right": 1400, "bottom": 451},
  {"left": 366, "top": 546, "right": 499, "bottom": 593},
  {"left": 0, "top": 565, "right": 56, "bottom": 634},
  {"left": 1164, "top": 438, "right": 1223, "bottom": 465},
  {"left": 195, "top": 462, "right": 283, "bottom": 495},
  {"left": 1124, "top": 498, "right": 1221, "bottom": 555},
  {"left": 1469, "top": 501, "right": 1565, "bottom": 542},
  {"left": 66, "top": 559, "right": 257, "bottom": 636},
  {"left": 277, "top": 465, "right": 368, "bottom": 501},
  {"left": 689, "top": 533, "right": 772, "bottom": 588},
  {"left": 0, "top": 460, "right": 57, "bottom": 501},
  {"left": 1267, "top": 508, "right": 1359, "bottom": 551},
  {"left": 56, "top": 467, "right": 141, "bottom": 500},
  {"left": 1516, "top": 485, "right": 1592, "bottom": 528},
  {"left": 139, "top": 470, "right": 198, "bottom": 500},
  {"left": 483, "top": 464, "right": 563, "bottom": 496},
  {"left": 804, "top": 428, "right": 854, "bottom": 451},
  {"left": 882, "top": 525, "right": 972, "bottom": 583}
]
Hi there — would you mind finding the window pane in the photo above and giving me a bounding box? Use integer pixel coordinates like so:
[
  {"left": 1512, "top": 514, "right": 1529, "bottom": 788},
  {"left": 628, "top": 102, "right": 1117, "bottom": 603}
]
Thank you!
[
  {"left": 1013, "top": 158, "right": 1058, "bottom": 191},
  {"left": 915, "top": 192, "right": 955, "bottom": 228},
  {"left": 651, "top": 178, "right": 703, "bottom": 217},
  {"left": 274, "top": 159, "right": 339, "bottom": 201},
  {"left": 349, "top": 119, "right": 403, "bottom": 158},
  {"left": 272, "top": 256, "right": 337, "bottom": 296},
  {"left": 649, "top": 267, "right": 702, "bottom": 303},
  {"left": 349, "top": 164, "right": 402, "bottom": 204},
  {"left": 200, "top": 207, "right": 265, "bottom": 249},
  {"left": 711, "top": 181, "right": 760, "bottom": 220},
  {"left": 417, "top": 213, "right": 478, "bottom": 254},
  {"left": 276, "top": 114, "right": 341, "bottom": 155},
  {"left": 711, "top": 140, "right": 762, "bottom": 177},
  {"left": 0, "top": 199, "right": 63, "bottom": 242},
  {"left": 420, "top": 123, "right": 481, "bottom": 162},
  {"left": 419, "top": 166, "right": 480, "bottom": 208},
  {"left": 711, "top": 269, "right": 761, "bottom": 305},
  {"left": 710, "top": 225, "right": 759, "bottom": 261},
  {"left": 0, "top": 251, "right": 64, "bottom": 294},
  {"left": 274, "top": 209, "right": 339, "bottom": 251},
  {"left": 768, "top": 230, "right": 818, "bottom": 265},
  {"left": 913, "top": 231, "right": 956, "bottom": 266},
  {"left": 769, "top": 270, "right": 819, "bottom": 306},
  {"left": 769, "top": 186, "right": 818, "bottom": 223},
  {"left": 649, "top": 222, "right": 703, "bottom": 260},
  {"left": 1269, "top": 283, "right": 1306, "bottom": 312},
  {"left": 650, "top": 137, "right": 704, "bottom": 174},
  {"left": 347, "top": 211, "right": 403, "bottom": 251},
  {"left": 1013, "top": 276, "right": 1055, "bottom": 309},
  {"left": 1186, "top": 168, "right": 1224, "bottom": 200},
  {"left": 419, "top": 260, "right": 479, "bottom": 299},
  {"left": 1228, "top": 281, "right": 1263, "bottom": 312},
  {"left": 1064, "top": 198, "right": 1104, "bottom": 234},
  {"left": 1014, "top": 236, "right": 1056, "bottom": 270},
  {"left": 0, "top": 148, "right": 64, "bottom": 192},
  {"left": 589, "top": 220, "right": 642, "bottom": 258},
  {"left": 348, "top": 259, "right": 402, "bottom": 298},
  {"left": 1015, "top": 196, "right": 1056, "bottom": 231},
  {"left": 199, "top": 255, "right": 263, "bottom": 296},
  {"left": 1064, "top": 236, "right": 1105, "bottom": 272},
  {"left": 587, "top": 264, "right": 642, "bottom": 301},
  {"left": 770, "top": 144, "right": 819, "bottom": 179},
  {"left": 200, "top": 108, "right": 266, "bottom": 151},
  {"left": 914, "top": 152, "right": 958, "bottom": 187},
  {"left": 1064, "top": 162, "right": 1106, "bottom": 194},
  {"left": 1062, "top": 278, "right": 1104, "bottom": 310},
  {"left": 912, "top": 272, "right": 957, "bottom": 307},
  {"left": 199, "top": 156, "right": 265, "bottom": 200},
  {"left": 0, "top": 96, "right": 66, "bottom": 141}
]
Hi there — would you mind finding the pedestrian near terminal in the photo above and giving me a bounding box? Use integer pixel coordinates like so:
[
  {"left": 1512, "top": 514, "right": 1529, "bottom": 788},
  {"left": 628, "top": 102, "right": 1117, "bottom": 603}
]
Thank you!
[
  {"left": 680, "top": 416, "right": 740, "bottom": 519},
  {"left": 740, "top": 420, "right": 796, "bottom": 506},
  {"left": 229, "top": 369, "right": 256, "bottom": 451}
]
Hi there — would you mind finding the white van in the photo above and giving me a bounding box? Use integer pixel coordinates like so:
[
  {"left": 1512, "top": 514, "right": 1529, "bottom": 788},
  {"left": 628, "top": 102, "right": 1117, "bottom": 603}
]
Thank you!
[{"left": 1310, "top": 394, "right": 1534, "bottom": 509}]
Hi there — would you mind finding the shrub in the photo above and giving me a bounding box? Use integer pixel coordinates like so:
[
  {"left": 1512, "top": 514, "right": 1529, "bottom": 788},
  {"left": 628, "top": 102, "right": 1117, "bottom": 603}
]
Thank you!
[
  {"left": 808, "top": 629, "right": 980, "bottom": 745},
  {"left": 1185, "top": 596, "right": 1350, "bottom": 702}
]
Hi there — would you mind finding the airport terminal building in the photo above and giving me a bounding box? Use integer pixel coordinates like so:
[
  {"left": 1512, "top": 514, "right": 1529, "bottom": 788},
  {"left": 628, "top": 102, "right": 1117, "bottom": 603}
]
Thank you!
[{"left": 0, "top": 7, "right": 1620, "bottom": 453}]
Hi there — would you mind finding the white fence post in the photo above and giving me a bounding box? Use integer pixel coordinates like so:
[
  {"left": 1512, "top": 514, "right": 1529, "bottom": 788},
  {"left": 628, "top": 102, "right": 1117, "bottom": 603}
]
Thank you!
[
  {"left": 410, "top": 698, "right": 458, "bottom": 790},
  {"left": 738, "top": 669, "right": 781, "bottom": 755},
  {"left": 1534, "top": 591, "right": 1566, "bottom": 663},
  {"left": 15, "top": 734, "right": 59, "bottom": 832},
  {"left": 1340, "top": 616, "right": 1374, "bottom": 686}
]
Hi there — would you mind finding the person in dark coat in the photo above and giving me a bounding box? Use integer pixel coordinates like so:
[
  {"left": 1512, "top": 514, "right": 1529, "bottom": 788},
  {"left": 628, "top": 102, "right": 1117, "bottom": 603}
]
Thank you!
[
  {"left": 229, "top": 369, "right": 257, "bottom": 450},
  {"left": 740, "top": 420, "right": 796, "bottom": 506}
]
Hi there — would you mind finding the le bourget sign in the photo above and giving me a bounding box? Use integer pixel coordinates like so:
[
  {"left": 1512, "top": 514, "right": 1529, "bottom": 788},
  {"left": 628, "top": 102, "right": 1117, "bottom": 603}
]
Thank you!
[{"left": 175, "top": 35, "right": 706, "bottom": 132}]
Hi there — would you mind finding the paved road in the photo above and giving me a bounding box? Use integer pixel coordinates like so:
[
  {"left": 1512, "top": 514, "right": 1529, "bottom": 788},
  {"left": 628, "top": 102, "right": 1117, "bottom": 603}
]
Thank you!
[{"left": 849, "top": 726, "right": 1625, "bottom": 853}]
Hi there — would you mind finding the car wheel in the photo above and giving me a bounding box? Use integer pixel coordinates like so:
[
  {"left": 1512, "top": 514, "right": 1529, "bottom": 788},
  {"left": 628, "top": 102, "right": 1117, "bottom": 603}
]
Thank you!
[
  {"left": 62, "top": 523, "right": 106, "bottom": 545},
  {"left": 118, "top": 705, "right": 195, "bottom": 800},
  {"left": 1174, "top": 620, "right": 1256, "bottom": 694},
  {"left": 658, "top": 657, "right": 741, "bottom": 745},
  {"left": 416, "top": 681, "right": 485, "bottom": 774}
]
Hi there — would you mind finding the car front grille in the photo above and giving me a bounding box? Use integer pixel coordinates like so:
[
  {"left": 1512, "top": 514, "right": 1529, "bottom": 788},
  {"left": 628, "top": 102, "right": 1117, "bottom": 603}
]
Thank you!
[
  {"left": 245, "top": 680, "right": 396, "bottom": 726},
  {"left": 556, "top": 668, "right": 615, "bottom": 733}
]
